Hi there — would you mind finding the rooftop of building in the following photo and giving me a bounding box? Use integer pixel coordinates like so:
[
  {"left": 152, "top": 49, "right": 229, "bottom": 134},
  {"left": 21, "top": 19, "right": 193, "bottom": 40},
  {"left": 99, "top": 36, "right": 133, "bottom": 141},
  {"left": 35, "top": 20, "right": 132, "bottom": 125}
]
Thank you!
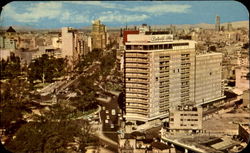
[
  {"left": 172, "top": 105, "right": 201, "bottom": 112},
  {"left": 161, "top": 133, "right": 242, "bottom": 153}
]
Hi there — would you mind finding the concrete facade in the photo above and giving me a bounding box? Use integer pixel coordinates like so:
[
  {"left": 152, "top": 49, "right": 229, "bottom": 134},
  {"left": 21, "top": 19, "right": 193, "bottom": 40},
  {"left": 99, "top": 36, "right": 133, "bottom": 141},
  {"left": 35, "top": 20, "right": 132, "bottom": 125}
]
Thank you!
[
  {"left": 168, "top": 106, "right": 203, "bottom": 133},
  {"left": 124, "top": 31, "right": 197, "bottom": 123},
  {"left": 91, "top": 20, "right": 107, "bottom": 50},
  {"left": 61, "top": 27, "right": 75, "bottom": 58},
  {"left": 61, "top": 27, "right": 88, "bottom": 65},
  {"left": 235, "top": 67, "right": 249, "bottom": 91},
  {"left": 195, "top": 53, "right": 224, "bottom": 106}
]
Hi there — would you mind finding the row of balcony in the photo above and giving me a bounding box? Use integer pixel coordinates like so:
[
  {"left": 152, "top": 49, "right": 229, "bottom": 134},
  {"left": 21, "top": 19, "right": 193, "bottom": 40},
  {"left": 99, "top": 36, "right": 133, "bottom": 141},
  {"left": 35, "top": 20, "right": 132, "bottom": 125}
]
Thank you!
[
  {"left": 159, "top": 57, "right": 170, "bottom": 62},
  {"left": 126, "top": 53, "right": 149, "bottom": 58},
  {"left": 126, "top": 79, "right": 149, "bottom": 84},
  {"left": 159, "top": 70, "right": 170, "bottom": 74},
  {"left": 126, "top": 73, "right": 149, "bottom": 79},
  {"left": 159, "top": 77, "right": 169, "bottom": 82},
  {"left": 126, "top": 63, "right": 149, "bottom": 68},
  {"left": 181, "top": 76, "right": 190, "bottom": 80},
  {"left": 126, "top": 68, "right": 149, "bottom": 73},
  {"left": 159, "top": 72, "right": 169, "bottom": 77},
  {"left": 126, "top": 83, "right": 148, "bottom": 89},
  {"left": 126, "top": 104, "right": 148, "bottom": 110},
  {"left": 159, "top": 88, "right": 169, "bottom": 92},
  {"left": 159, "top": 62, "right": 170, "bottom": 67},
  {"left": 126, "top": 99, "right": 149, "bottom": 104},
  {"left": 126, "top": 109, "right": 148, "bottom": 115},
  {"left": 126, "top": 93, "right": 149, "bottom": 99},
  {"left": 126, "top": 58, "right": 149, "bottom": 63},
  {"left": 159, "top": 99, "right": 169, "bottom": 103},
  {"left": 159, "top": 84, "right": 170, "bottom": 88},
  {"left": 126, "top": 89, "right": 148, "bottom": 94}
]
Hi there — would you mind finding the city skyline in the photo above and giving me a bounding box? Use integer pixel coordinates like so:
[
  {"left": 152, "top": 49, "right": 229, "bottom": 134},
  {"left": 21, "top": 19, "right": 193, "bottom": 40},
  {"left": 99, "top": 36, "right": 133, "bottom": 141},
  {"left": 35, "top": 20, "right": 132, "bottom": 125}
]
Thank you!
[{"left": 1, "top": 1, "right": 248, "bottom": 28}]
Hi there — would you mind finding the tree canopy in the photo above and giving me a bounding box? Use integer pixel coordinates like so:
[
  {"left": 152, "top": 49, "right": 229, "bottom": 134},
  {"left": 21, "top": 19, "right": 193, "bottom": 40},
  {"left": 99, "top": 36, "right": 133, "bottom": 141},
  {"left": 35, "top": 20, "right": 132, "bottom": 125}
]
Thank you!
[{"left": 28, "top": 54, "right": 67, "bottom": 83}]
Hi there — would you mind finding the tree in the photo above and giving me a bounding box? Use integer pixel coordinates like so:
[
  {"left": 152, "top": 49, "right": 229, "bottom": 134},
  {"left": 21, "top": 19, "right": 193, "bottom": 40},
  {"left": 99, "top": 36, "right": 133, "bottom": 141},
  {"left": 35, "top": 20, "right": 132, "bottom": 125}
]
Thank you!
[
  {"left": 0, "top": 77, "right": 31, "bottom": 134},
  {"left": 28, "top": 54, "right": 67, "bottom": 84},
  {"left": 0, "top": 53, "right": 21, "bottom": 79},
  {"left": 5, "top": 104, "right": 94, "bottom": 153}
]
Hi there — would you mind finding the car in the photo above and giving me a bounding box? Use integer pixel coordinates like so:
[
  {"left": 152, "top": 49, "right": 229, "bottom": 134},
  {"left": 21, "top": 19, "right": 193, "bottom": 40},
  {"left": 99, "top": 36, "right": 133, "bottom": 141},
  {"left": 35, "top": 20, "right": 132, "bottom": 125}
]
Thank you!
[
  {"left": 106, "top": 115, "right": 110, "bottom": 119},
  {"left": 111, "top": 109, "right": 116, "bottom": 115},
  {"left": 105, "top": 110, "right": 109, "bottom": 114}
]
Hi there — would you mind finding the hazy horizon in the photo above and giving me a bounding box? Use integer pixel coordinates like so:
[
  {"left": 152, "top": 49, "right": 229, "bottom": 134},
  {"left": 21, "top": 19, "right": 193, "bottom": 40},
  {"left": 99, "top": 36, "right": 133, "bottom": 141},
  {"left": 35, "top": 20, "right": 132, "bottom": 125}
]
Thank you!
[{"left": 1, "top": 1, "right": 249, "bottom": 29}]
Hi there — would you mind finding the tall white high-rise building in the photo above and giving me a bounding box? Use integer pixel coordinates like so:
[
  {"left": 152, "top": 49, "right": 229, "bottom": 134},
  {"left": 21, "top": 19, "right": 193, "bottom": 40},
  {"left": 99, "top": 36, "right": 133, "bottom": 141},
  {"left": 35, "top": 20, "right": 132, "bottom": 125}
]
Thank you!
[{"left": 124, "top": 26, "right": 224, "bottom": 124}]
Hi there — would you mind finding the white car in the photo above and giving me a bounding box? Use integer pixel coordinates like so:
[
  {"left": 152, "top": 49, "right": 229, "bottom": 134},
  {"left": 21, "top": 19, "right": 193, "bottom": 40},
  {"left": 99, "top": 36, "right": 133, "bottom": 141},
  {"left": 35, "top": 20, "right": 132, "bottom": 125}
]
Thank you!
[{"left": 111, "top": 109, "right": 116, "bottom": 115}]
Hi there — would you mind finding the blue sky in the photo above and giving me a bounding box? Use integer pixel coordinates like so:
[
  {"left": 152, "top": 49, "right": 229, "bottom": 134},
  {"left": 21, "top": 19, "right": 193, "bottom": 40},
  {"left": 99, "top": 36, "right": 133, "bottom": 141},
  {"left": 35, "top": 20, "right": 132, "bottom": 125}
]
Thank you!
[{"left": 1, "top": 1, "right": 249, "bottom": 28}]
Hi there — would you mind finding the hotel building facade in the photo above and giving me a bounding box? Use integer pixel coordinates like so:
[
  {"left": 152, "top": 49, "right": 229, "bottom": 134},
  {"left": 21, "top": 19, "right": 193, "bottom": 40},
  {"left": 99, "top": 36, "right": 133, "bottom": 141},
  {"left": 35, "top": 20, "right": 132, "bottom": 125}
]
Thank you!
[{"left": 124, "top": 28, "right": 224, "bottom": 123}]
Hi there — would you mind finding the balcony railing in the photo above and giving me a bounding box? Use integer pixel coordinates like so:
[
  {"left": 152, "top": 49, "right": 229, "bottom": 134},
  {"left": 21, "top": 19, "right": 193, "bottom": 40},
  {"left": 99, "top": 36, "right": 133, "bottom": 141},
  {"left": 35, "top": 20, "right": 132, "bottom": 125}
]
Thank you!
[
  {"left": 159, "top": 57, "right": 170, "bottom": 61},
  {"left": 126, "top": 99, "right": 149, "bottom": 104},
  {"left": 126, "top": 79, "right": 149, "bottom": 84},
  {"left": 126, "top": 83, "right": 149, "bottom": 89},
  {"left": 126, "top": 93, "right": 149, "bottom": 99},
  {"left": 126, "top": 53, "right": 149, "bottom": 58},
  {"left": 126, "top": 58, "right": 149, "bottom": 63},
  {"left": 126, "top": 89, "right": 148, "bottom": 94},
  {"left": 126, "top": 68, "right": 149, "bottom": 73},
  {"left": 126, "top": 73, "right": 149, "bottom": 79},
  {"left": 126, "top": 63, "right": 149, "bottom": 68}
]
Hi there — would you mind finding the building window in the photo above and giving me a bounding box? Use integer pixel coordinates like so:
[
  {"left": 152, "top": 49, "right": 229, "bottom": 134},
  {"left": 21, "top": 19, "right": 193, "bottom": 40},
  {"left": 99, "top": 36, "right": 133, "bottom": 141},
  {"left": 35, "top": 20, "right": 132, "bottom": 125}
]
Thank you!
[
  {"left": 170, "top": 118, "right": 174, "bottom": 121},
  {"left": 156, "top": 77, "right": 158, "bottom": 81}
]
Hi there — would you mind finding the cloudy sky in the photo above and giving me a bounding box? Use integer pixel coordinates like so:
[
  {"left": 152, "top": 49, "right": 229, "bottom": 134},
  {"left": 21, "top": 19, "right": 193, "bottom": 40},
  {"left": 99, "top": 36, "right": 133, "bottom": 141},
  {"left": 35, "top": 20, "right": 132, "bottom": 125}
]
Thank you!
[{"left": 1, "top": 1, "right": 248, "bottom": 28}]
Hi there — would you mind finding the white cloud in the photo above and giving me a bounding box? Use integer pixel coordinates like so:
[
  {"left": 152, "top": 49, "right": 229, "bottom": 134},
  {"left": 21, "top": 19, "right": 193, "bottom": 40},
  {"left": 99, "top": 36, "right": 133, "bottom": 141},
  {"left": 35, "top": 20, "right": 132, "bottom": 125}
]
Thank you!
[
  {"left": 60, "top": 11, "right": 90, "bottom": 23},
  {"left": 98, "top": 11, "right": 149, "bottom": 23},
  {"left": 65, "top": 1, "right": 123, "bottom": 9},
  {"left": 3, "top": 2, "right": 63, "bottom": 22},
  {"left": 125, "top": 4, "right": 192, "bottom": 15},
  {"left": 2, "top": 1, "right": 192, "bottom": 26}
]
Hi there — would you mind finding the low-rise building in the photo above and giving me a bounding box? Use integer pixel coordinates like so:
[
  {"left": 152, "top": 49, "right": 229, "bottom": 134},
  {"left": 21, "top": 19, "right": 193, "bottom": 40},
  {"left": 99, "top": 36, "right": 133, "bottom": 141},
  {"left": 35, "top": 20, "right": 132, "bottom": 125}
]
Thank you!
[
  {"left": 119, "top": 131, "right": 175, "bottom": 153},
  {"left": 238, "top": 123, "right": 250, "bottom": 143},
  {"left": 167, "top": 105, "right": 203, "bottom": 134}
]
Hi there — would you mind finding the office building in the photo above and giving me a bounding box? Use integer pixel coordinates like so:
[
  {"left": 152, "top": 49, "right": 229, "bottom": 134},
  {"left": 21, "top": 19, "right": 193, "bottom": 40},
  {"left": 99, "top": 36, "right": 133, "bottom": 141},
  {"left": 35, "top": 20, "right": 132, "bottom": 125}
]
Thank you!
[
  {"left": 91, "top": 20, "right": 108, "bottom": 50},
  {"left": 61, "top": 27, "right": 77, "bottom": 58},
  {"left": 61, "top": 27, "right": 87, "bottom": 65},
  {"left": 124, "top": 25, "right": 224, "bottom": 124},
  {"left": 124, "top": 26, "right": 196, "bottom": 123},
  {"left": 195, "top": 53, "right": 225, "bottom": 106},
  {"left": 215, "top": 16, "right": 220, "bottom": 31}
]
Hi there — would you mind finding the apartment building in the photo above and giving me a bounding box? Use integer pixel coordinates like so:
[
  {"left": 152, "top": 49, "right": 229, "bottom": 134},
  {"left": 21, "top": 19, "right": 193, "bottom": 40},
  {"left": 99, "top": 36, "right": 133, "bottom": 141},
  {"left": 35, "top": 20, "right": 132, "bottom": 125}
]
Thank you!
[{"left": 124, "top": 29, "right": 196, "bottom": 123}]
